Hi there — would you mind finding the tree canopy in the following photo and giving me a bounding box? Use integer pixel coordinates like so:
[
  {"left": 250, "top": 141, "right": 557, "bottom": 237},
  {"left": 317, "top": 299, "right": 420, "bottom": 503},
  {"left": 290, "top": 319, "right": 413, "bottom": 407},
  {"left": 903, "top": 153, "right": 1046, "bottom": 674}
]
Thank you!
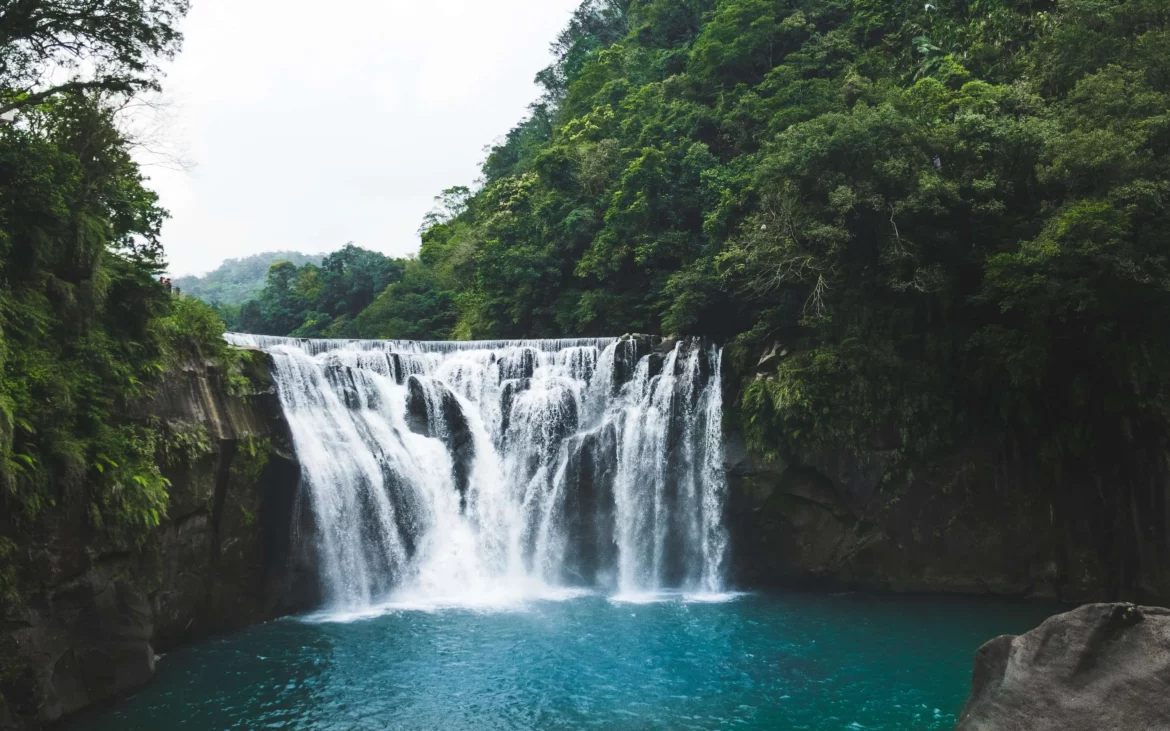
[
  {"left": 0, "top": 0, "right": 189, "bottom": 115},
  {"left": 233, "top": 244, "right": 408, "bottom": 338},
  {"left": 348, "top": 0, "right": 1170, "bottom": 491}
]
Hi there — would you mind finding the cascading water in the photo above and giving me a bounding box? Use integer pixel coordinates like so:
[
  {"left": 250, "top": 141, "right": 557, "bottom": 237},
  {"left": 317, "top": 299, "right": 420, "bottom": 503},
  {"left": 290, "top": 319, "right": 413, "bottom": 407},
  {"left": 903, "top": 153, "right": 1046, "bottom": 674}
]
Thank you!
[{"left": 226, "top": 333, "right": 729, "bottom": 611}]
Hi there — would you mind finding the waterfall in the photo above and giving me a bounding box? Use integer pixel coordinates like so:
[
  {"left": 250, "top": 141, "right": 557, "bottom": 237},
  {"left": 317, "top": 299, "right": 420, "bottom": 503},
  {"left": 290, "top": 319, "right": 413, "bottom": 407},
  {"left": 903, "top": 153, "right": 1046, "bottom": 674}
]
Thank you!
[{"left": 226, "top": 334, "right": 729, "bottom": 610}]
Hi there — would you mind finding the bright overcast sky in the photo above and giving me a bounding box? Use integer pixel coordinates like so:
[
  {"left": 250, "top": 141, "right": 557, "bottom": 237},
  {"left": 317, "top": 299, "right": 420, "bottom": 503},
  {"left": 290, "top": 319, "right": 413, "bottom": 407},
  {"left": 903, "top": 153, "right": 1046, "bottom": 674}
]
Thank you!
[{"left": 145, "top": 0, "right": 581, "bottom": 276}]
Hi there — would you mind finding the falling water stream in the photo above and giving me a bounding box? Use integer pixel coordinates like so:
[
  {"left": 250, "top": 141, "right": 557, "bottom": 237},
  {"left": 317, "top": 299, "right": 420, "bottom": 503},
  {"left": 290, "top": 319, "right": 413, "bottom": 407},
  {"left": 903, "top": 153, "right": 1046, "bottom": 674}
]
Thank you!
[{"left": 224, "top": 334, "right": 729, "bottom": 613}]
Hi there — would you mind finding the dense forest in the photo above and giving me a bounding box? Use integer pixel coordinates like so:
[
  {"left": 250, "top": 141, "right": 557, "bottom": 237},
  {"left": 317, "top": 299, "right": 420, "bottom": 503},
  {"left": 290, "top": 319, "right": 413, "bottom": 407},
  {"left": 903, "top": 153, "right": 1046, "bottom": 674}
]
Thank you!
[
  {"left": 426, "top": 0, "right": 1170, "bottom": 472},
  {"left": 230, "top": 0, "right": 1170, "bottom": 488}
]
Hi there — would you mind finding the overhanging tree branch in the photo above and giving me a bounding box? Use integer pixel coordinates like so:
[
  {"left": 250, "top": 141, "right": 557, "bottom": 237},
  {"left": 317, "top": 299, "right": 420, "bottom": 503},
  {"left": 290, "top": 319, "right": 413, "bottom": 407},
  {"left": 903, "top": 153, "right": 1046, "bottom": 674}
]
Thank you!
[{"left": 0, "top": 78, "right": 138, "bottom": 115}]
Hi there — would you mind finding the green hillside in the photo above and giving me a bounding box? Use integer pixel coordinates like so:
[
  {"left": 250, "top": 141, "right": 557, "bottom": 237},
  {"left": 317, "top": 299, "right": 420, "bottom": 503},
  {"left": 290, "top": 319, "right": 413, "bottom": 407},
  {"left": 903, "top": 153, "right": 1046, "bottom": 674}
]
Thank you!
[
  {"left": 173, "top": 251, "right": 324, "bottom": 306},
  {"left": 351, "top": 0, "right": 1170, "bottom": 490}
]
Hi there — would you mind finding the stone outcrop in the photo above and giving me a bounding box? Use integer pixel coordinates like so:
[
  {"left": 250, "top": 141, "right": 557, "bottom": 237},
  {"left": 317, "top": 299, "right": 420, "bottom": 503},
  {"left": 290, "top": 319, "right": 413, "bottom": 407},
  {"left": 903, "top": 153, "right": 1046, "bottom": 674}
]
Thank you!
[
  {"left": 727, "top": 335, "right": 1170, "bottom": 605},
  {"left": 957, "top": 603, "right": 1170, "bottom": 731},
  {"left": 405, "top": 376, "right": 476, "bottom": 509},
  {"left": 725, "top": 427, "right": 1170, "bottom": 604},
  {"left": 754, "top": 341, "right": 788, "bottom": 375},
  {"left": 0, "top": 351, "right": 315, "bottom": 728}
]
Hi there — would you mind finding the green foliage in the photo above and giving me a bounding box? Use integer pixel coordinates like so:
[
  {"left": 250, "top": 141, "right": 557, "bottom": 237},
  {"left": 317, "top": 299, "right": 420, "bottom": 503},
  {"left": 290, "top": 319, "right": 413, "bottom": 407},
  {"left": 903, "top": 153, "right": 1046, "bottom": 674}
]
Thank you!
[
  {"left": 172, "top": 251, "right": 324, "bottom": 306},
  {"left": 88, "top": 425, "right": 171, "bottom": 542},
  {"left": 231, "top": 244, "right": 407, "bottom": 337},
  {"left": 153, "top": 294, "right": 235, "bottom": 364},
  {"left": 159, "top": 421, "right": 214, "bottom": 467},
  {"left": 0, "top": 96, "right": 171, "bottom": 531},
  {"left": 0, "top": 5, "right": 240, "bottom": 573},
  {"left": 348, "top": 259, "right": 458, "bottom": 341},
  {"left": 387, "top": 0, "right": 1170, "bottom": 489},
  {"left": 0, "top": 0, "right": 190, "bottom": 116},
  {"left": 230, "top": 436, "right": 270, "bottom": 488},
  {"left": 0, "top": 538, "right": 16, "bottom": 606}
]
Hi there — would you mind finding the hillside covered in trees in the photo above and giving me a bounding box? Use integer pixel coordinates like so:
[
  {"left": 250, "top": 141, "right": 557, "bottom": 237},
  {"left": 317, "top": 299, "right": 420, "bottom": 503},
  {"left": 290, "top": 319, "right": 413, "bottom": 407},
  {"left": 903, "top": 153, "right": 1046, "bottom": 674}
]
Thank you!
[
  {"left": 230, "top": 0, "right": 1170, "bottom": 488},
  {"left": 335, "top": 0, "right": 1168, "bottom": 485},
  {"left": 221, "top": 245, "right": 425, "bottom": 338},
  {"left": 172, "top": 251, "right": 323, "bottom": 306}
]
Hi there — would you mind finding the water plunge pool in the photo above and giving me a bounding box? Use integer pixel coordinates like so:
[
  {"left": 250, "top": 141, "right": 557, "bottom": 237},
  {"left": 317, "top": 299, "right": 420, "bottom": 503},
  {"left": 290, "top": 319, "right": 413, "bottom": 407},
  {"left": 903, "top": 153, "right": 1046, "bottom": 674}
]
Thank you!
[{"left": 70, "top": 592, "right": 1058, "bottom": 731}]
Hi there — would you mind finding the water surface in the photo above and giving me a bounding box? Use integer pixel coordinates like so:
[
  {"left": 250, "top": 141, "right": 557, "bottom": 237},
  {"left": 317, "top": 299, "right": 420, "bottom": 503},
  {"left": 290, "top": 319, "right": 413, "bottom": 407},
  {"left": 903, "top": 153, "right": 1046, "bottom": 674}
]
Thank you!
[{"left": 71, "top": 592, "right": 1059, "bottom": 731}]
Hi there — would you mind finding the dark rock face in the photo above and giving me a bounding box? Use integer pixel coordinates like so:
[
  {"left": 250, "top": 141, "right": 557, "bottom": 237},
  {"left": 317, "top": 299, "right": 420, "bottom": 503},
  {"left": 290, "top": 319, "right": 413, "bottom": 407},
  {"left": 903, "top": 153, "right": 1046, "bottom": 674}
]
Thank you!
[
  {"left": 405, "top": 376, "right": 432, "bottom": 437},
  {"left": 497, "top": 347, "right": 538, "bottom": 381},
  {"left": 323, "top": 362, "right": 362, "bottom": 410},
  {"left": 957, "top": 603, "right": 1170, "bottom": 731},
  {"left": 0, "top": 352, "right": 315, "bottom": 728},
  {"left": 405, "top": 376, "right": 476, "bottom": 510},
  {"left": 726, "top": 424, "right": 1170, "bottom": 603},
  {"left": 559, "top": 424, "right": 618, "bottom": 587},
  {"left": 499, "top": 378, "right": 533, "bottom": 436},
  {"left": 5, "top": 576, "right": 154, "bottom": 723},
  {"left": 728, "top": 342, "right": 1170, "bottom": 605},
  {"left": 755, "top": 342, "right": 787, "bottom": 375}
]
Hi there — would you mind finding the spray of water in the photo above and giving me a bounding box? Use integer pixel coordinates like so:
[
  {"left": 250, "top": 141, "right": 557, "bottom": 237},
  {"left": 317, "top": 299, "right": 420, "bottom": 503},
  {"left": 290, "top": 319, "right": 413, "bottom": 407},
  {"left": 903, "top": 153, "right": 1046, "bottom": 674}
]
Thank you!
[{"left": 227, "top": 334, "right": 729, "bottom": 611}]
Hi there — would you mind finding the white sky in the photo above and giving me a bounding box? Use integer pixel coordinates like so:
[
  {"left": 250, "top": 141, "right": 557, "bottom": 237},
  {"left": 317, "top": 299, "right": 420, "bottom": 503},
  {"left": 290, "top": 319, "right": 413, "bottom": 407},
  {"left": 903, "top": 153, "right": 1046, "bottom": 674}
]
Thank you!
[{"left": 145, "top": 0, "right": 581, "bottom": 276}]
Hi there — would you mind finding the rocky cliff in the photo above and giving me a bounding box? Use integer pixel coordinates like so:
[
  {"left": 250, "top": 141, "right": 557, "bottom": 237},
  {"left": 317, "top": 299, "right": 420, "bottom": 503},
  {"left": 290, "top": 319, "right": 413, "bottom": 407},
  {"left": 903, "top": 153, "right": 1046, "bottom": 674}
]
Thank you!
[
  {"left": 0, "top": 351, "right": 316, "bottom": 728},
  {"left": 726, "top": 428, "right": 1170, "bottom": 605}
]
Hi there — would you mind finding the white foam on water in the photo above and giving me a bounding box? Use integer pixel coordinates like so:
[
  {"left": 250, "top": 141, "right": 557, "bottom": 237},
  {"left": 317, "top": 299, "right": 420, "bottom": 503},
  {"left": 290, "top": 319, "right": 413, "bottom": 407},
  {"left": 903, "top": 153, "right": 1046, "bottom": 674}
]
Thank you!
[
  {"left": 608, "top": 590, "right": 748, "bottom": 606},
  {"left": 229, "top": 334, "right": 730, "bottom": 616},
  {"left": 682, "top": 591, "right": 748, "bottom": 604}
]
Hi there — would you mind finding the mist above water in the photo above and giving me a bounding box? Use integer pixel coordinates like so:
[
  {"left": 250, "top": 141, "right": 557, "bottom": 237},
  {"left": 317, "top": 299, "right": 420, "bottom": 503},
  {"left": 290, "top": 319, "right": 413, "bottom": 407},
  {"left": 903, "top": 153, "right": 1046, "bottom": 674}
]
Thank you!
[{"left": 226, "top": 335, "right": 728, "bottom": 614}]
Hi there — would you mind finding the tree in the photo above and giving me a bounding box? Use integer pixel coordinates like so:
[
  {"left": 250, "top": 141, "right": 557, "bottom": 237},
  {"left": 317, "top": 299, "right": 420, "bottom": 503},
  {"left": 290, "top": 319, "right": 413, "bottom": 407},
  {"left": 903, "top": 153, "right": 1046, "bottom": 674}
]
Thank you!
[
  {"left": 173, "top": 251, "right": 325, "bottom": 306},
  {"left": 349, "top": 259, "right": 457, "bottom": 341},
  {"left": 224, "top": 245, "right": 407, "bottom": 337},
  {"left": 317, "top": 244, "right": 404, "bottom": 320},
  {"left": 0, "top": 0, "right": 190, "bottom": 115}
]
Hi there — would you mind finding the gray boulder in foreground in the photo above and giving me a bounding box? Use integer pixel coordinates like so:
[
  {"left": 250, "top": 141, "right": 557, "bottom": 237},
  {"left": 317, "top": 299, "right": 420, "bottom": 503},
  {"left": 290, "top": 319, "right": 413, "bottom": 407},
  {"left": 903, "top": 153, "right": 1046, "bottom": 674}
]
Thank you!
[{"left": 957, "top": 603, "right": 1170, "bottom": 730}]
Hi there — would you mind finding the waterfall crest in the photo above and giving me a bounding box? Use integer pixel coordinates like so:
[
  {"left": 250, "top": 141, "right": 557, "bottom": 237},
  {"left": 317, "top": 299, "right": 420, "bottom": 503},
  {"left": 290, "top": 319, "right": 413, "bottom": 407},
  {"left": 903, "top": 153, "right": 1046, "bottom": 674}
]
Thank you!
[{"left": 227, "top": 334, "right": 729, "bottom": 609}]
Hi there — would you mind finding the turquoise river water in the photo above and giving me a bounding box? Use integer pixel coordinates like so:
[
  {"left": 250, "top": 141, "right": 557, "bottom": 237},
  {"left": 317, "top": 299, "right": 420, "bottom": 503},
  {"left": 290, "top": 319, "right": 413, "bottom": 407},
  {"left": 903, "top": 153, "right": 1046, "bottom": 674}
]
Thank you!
[{"left": 70, "top": 592, "right": 1058, "bottom": 731}]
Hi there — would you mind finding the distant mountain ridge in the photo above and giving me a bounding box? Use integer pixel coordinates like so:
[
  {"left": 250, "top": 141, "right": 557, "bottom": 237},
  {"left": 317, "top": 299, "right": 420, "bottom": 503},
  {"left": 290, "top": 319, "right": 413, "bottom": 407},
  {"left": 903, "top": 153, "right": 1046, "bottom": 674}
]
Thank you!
[{"left": 174, "top": 251, "right": 325, "bottom": 306}]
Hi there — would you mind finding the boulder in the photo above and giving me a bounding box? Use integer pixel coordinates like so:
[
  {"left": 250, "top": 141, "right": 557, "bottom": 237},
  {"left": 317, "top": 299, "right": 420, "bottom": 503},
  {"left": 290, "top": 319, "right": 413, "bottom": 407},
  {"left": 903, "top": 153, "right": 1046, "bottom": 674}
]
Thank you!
[
  {"left": 499, "top": 378, "right": 533, "bottom": 435},
  {"left": 755, "top": 341, "right": 787, "bottom": 374},
  {"left": 957, "top": 603, "right": 1170, "bottom": 731},
  {"left": 612, "top": 337, "right": 650, "bottom": 390},
  {"left": 657, "top": 336, "right": 679, "bottom": 354},
  {"left": 405, "top": 376, "right": 433, "bottom": 437},
  {"left": 646, "top": 352, "right": 665, "bottom": 380}
]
